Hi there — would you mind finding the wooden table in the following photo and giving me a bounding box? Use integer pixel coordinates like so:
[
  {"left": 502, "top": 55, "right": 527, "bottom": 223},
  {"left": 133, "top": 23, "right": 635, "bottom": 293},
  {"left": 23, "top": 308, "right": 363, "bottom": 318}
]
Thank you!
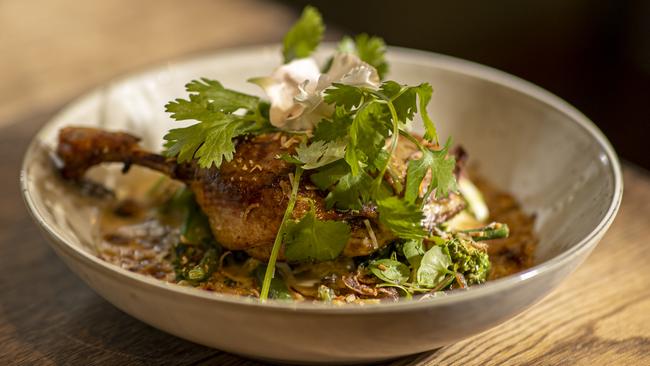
[{"left": 2, "top": 1, "right": 649, "bottom": 364}]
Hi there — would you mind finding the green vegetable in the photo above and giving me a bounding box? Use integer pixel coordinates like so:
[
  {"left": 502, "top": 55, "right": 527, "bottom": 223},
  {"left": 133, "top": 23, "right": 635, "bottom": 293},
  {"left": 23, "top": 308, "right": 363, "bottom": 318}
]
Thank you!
[
  {"left": 174, "top": 246, "right": 219, "bottom": 283},
  {"left": 404, "top": 139, "right": 457, "bottom": 203},
  {"left": 443, "top": 237, "right": 491, "bottom": 285},
  {"left": 310, "top": 161, "right": 373, "bottom": 210},
  {"left": 336, "top": 34, "right": 388, "bottom": 79},
  {"left": 318, "top": 285, "right": 335, "bottom": 302},
  {"left": 377, "top": 283, "right": 413, "bottom": 299},
  {"left": 163, "top": 79, "right": 268, "bottom": 168},
  {"left": 376, "top": 196, "right": 427, "bottom": 240},
  {"left": 282, "top": 6, "right": 324, "bottom": 63},
  {"left": 260, "top": 167, "right": 304, "bottom": 301},
  {"left": 181, "top": 198, "right": 213, "bottom": 245},
  {"left": 255, "top": 266, "right": 292, "bottom": 300},
  {"left": 186, "top": 248, "right": 219, "bottom": 282},
  {"left": 460, "top": 223, "right": 510, "bottom": 242},
  {"left": 284, "top": 202, "right": 351, "bottom": 262},
  {"left": 413, "top": 83, "right": 438, "bottom": 143},
  {"left": 323, "top": 83, "right": 365, "bottom": 111},
  {"left": 351, "top": 34, "right": 389, "bottom": 79},
  {"left": 317, "top": 80, "right": 455, "bottom": 215},
  {"left": 287, "top": 138, "right": 347, "bottom": 170},
  {"left": 458, "top": 177, "right": 489, "bottom": 221},
  {"left": 402, "top": 239, "right": 425, "bottom": 268},
  {"left": 164, "top": 186, "right": 215, "bottom": 245},
  {"left": 312, "top": 106, "right": 352, "bottom": 141},
  {"left": 158, "top": 6, "right": 472, "bottom": 301},
  {"left": 167, "top": 187, "right": 222, "bottom": 284},
  {"left": 369, "top": 258, "right": 410, "bottom": 284},
  {"left": 345, "top": 101, "right": 390, "bottom": 175},
  {"left": 416, "top": 245, "right": 452, "bottom": 288},
  {"left": 160, "top": 185, "right": 194, "bottom": 214}
]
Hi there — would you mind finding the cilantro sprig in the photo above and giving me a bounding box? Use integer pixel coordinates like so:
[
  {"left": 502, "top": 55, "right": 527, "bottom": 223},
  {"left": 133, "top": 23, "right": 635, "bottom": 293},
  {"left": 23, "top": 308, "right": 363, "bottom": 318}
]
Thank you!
[
  {"left": 161, "top": 6, "right": 469, "bottom": 301},
  {"left": 284, "top": 202, "right": 351, "bottom": 262},
  {"left": 283, "top": 6, "right": 324, "bottom": 63},
  {"left": 310, "top": 80, "right": 456, "bottom": 237},
  {"left": 163, "top": 79, "right": 270, "bottom": 168},
  {"left": 284, "top": 77, "right": 458, "bottom": 239}
]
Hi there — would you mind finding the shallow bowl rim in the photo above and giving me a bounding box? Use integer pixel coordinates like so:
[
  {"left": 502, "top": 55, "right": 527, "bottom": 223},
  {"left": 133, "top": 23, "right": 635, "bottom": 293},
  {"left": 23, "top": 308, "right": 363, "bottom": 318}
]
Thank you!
[{"left": 20, "top": 44, "right": 624, "bottom": 314}]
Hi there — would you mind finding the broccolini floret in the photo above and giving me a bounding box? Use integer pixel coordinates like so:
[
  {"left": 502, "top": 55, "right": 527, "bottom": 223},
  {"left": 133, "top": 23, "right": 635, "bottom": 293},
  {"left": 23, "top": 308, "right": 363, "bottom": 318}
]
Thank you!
[{"left": 443, "top": 237, "right": 490, "bottom": 285}]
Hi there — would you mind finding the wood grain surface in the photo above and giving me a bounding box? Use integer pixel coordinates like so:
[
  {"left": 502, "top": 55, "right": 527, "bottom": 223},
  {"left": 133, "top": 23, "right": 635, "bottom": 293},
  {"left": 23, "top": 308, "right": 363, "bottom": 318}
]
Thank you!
[{"left": 1, "top": 1, "right": 649, "bottom": 365}]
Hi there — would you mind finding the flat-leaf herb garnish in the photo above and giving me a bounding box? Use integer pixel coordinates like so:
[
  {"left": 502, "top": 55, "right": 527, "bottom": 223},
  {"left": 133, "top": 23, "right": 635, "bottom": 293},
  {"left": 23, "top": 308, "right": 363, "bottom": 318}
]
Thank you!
[
  {"left": 160, "top": 6, "right": 485, "bottom": 301},
  {"left": 282, "top": 6, "right": 324, "bottom": 63},
  {"left": 369, "top": 258, "right": 410, "bottom": 285},
  {"left": 416, "top": 245, "right": 453, "bottom": 288},
  {"left": 163, "top": 79, "right": 270, "bottom": 168},
  {"left": 284, "top": 202, "right": 351, "bottom": 262}
]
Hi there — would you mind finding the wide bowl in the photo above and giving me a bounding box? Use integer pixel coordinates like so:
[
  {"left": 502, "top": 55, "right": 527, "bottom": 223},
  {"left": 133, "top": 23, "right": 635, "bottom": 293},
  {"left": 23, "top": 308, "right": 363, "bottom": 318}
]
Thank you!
[{"left": 21, "top": 45, "right": 622, "bottom": 364}]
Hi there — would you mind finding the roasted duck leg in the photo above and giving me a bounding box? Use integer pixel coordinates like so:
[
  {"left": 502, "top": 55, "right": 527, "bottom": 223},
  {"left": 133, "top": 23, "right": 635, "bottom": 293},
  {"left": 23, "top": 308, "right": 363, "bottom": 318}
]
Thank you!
[{"left": 56, "top": 127, "right": 465, "bottom": 261}]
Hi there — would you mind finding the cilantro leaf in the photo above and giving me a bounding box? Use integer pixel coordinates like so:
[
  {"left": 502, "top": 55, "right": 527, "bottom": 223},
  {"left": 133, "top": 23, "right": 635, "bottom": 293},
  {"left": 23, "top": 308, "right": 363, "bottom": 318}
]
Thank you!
[
  {"left": 404, "top": 151, "right": 431, "bottom": 203},
  {"left": 379, "top": 81, "right": 415, "bottom": 123},
  {"left": 376, "top": 196, "right": 426, "bottom": 239},
  {"left": 310, "top": 160, "right": 350, "bottom": 189},
  {"left": 310, "top": 161, "right": 373, "bottom": 210},
  {"left": 164, "top": 79, "right": 264, "bottom": 168},
  {"left": 163, "top": 116, "right": 252, "bottom": 168},
  {"left": 404, "top": 140, "right": 457, "bottom": 202},
  {"left": 312, "top": 106, "right": 351, "bottom": 141},
  {"left": 414, "top": 83, "right": 438, "bottom": 143},
  {"left": 184, "top": 79, "right": 259, "bottom": 112},
  {"left": 325, "top": 170, "right": 374, "bottom": 210},
  {"left": 424, "top": 146, "right": 458, "bottom": 200},
  {"left": 291, "top": 139, "right": 347, "bottom": 170},
  {"left": 323, "top": 83, "right": 365, "bottom": 111},
  {"left": 284, "top": 203, "right": 351, "bottom": 262},
  {"left": 282, "top": 6, "right": 324, "bottom": 63},
  {"left": 369, "top": 258, "right": 410, "bottom": 284},
  {"left": 353, "top": 34, "right": 389, "bottom": 79},
  {"left": 377, "top": 82, "right": 435, "bottom": 138},
  {"left": 392, "top": 89, "right": 418, "bottom": 124},
  {"left": 345, "top": 101, "right": 390, "bottom": 175},
  {"left": 337, "top": 36, "right": 356, "bottom": 54},
  {"left": 416, "top": 245, "right": 452, "bottom": 288}
]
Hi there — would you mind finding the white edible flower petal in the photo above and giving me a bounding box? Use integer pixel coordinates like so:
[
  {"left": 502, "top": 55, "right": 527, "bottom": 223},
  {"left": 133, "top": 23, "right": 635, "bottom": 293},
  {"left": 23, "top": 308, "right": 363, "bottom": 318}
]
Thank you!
[
  {"left": 339, "top": 64, "right": 380, "bottom": 89},
  {"left": 326, "top": 53, "right": 363, "bottom": 81},
  {"left": 249, "top": 58, "right": 320, "bottom": 128},
  {"left": 251, "top": 53, "right": 380, "bottom": 131}
]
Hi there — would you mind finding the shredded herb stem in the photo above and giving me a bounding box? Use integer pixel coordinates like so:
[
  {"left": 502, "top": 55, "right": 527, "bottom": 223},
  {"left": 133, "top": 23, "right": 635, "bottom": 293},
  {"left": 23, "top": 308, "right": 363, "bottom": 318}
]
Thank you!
[{"left": 260, "top": 166, "right": 304, "bottom": 300}]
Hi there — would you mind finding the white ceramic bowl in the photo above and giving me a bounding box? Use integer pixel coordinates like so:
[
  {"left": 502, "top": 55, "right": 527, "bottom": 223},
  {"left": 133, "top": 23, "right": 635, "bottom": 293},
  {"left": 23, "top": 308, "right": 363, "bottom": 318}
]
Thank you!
[{"left": 21, "top": 45, "right": 623, "bottom": 364}]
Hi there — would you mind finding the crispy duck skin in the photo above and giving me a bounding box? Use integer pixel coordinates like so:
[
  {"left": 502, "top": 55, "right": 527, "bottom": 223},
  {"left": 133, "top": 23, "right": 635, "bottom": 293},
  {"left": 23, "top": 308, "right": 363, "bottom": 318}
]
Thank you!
[{"left": 56, "top": 126, "right": 465, "bottom": 260}]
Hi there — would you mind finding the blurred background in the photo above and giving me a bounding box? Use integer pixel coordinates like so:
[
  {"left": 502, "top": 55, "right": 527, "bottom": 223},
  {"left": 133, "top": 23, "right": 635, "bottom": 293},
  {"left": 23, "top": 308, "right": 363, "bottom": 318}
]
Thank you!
[
  {"left": 1, "top": 0, "right": 648, "bottom": 169},
  {"left": 286, "top": 0, "right": 650, "bottom": 170}
]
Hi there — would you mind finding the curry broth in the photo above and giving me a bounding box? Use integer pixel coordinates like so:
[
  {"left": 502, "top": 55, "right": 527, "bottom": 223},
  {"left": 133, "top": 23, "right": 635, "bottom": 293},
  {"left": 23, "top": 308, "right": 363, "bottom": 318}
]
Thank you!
[{"left": 95, "top": 167, "right": 538, "bottom": 301}]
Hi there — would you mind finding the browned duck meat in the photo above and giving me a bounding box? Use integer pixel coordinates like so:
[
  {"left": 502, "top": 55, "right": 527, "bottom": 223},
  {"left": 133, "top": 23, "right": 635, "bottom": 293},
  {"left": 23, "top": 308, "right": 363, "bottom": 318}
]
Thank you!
[{"left": 56, "top": 127, "right": 465, "bottom": 261}]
